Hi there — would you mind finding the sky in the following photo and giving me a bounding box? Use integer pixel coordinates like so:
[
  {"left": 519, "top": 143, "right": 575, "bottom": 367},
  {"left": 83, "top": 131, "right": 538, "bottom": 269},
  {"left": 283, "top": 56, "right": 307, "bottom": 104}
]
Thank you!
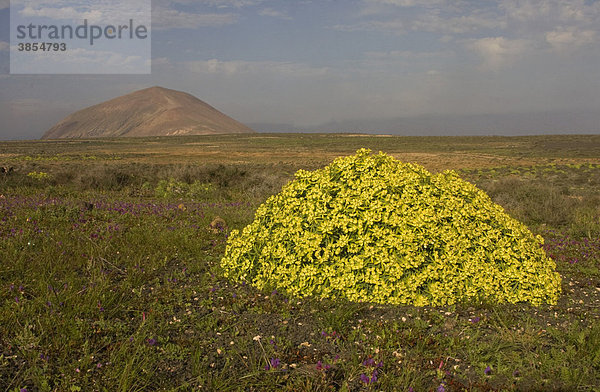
[{"left": 1, "top": 0, "right": 600, "bottom": 140}]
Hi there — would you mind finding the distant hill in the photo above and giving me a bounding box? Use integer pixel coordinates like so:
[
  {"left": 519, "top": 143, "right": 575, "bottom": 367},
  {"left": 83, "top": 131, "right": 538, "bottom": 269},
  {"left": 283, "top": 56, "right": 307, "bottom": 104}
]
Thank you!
[{"left": 42, "top": 86, "right": 254, "bottom": 139}]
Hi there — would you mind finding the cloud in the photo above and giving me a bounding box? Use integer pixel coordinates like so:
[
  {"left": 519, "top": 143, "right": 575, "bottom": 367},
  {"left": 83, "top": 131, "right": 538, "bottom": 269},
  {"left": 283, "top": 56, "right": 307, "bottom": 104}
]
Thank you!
[
  {"left": 259, "top": 7, "right": 291, "bottom": 20},
  {"left": 14, "top": 1, "right": 150, "bottom": 24},
  {"left": 500, "top": 0, "right": 550, "bottom": 22},
  {"left": 0, "top": 41, "right": 9, "bottom": 51},
  {"left": 351, "top": 51, "right": 451, "bottom": 82},
  {"left": 168, "top": 0, "right": 264, "bottom": 8},
  {"left": 12, "top": 47, "right": 148, "bottom": 74},
  {"left": 333, "top": 19, "right": 406, "bottom": 34},
  {"left": 359, "top": 0, "right": 462, "bottom": 17},
  {"left": 20, "top": 5, "right": 103, "bottom": 21},
  {"left": 546, "top": 27, "right": 596, "bottom": 49},
  {"left": 152, "top": 57, "right": 172, "bottom": 67},
  {"left": 153, "top": 7, "right": 238, "bottom": 29},
  {"left": 204, "top": 0, "right": 264, "bottom": 7},
  {"left": 333, "top": 13, "right": 502, "bottom": 36},
  {"left": 338, "top": 2, "right": 503, "bottom": 36},
  {"left": 364, "top": 50, "right": 446, "bottom": 59},
  {"left": 63, "top": 48, "right": 143, "bottom": 66},
  {"left": 359, "top": 49, "right": 454, "bottom": 72},
  {"left": 411, "top": 12, "right": 504, "bottom": 34},
  {"left": 365, "top": 0, "right": 446, "bottom": 7},
  {"left": 350, "top": 0, "right": 600, "bottom": 56},
  {"left": 468, "top": 37, "right": 531, "bottom": 70},
  {"left": 500, "top": 0, "right": 600, "bottom": 27},
  {"left": 184, "top": 59, "right": 329, "bottom": 77}
]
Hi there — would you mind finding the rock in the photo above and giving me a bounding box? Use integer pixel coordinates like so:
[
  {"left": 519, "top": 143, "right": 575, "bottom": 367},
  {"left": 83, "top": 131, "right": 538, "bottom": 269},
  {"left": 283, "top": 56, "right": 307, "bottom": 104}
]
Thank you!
[{"left": 209, "top": 216, "right": 227, "bottom": 233}]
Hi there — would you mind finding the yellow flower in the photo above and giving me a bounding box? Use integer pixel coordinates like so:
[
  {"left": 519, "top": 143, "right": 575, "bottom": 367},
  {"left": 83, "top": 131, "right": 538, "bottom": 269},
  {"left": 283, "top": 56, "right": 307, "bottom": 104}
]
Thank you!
[{"left": 220, "top": 149, "right": 561, "bottom": 306}]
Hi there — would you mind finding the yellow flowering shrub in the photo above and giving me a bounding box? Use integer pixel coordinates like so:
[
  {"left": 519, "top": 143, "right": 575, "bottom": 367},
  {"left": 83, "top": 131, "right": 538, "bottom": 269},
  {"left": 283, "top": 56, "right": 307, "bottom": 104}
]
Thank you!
[{"left": 221, "top": 149, "right": 561, "bottom": 306}]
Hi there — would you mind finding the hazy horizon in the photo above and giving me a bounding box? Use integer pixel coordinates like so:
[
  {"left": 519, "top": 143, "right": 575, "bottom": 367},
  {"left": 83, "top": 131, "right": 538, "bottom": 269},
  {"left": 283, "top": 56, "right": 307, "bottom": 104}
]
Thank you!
[{"left": 1, "top": 0, "right": 600, "bottom": 140}]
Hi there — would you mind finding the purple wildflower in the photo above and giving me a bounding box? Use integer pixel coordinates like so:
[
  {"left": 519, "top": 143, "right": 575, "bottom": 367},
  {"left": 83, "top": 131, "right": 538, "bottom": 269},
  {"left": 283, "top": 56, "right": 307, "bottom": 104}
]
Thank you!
[
  {"left": 437, "top": 384, "right": 446, "bottom": 392},
  {"left": 362, "top": 357, "right": 382, "bottom": 369},
  {"left": 485, "top": 365, "right": 492, "bottom": 375},
  {"left": 147, "top": 338, "right": 156, "bottom": 346},
  {"left": 270, "top": 358, "right": 280, "bottom": 369},
  {"left": 363, "top": 357, "right": 376, "bottom": 367},
  {"left": 360, "top": 369, "right": 379, "bottom": 384}
]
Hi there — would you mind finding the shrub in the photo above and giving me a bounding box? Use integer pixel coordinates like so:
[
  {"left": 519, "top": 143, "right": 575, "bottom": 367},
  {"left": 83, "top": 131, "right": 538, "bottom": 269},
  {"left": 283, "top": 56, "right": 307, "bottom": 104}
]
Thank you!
[
  {"left": 155, "top": 178, "right": 214, "bottom": 199},
  {"left": 570, "top": 206, "right": 600, "bottom": 239},
  {"left": 221, "top": 149, "right": 561, "bottom": 306},
  {"left": 481, "top": 178, "right": 574, "bottom": 229},
  {"left": 26, "top": 171, "right": 51, "bottom": 180}
]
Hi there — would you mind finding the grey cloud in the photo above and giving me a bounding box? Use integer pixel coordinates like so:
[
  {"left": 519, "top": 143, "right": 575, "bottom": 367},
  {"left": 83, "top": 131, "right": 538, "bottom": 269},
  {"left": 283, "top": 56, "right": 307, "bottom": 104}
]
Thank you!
[
  {"left": 165, "top": 0, "right": 265, "bottom": 8},
  {"left": 184, "top": 59, "right": 329, "bottom": 77},
  {"left": 411, "top": 12, "right": 505, "bottom": 34},
  {"left": 153, "top": 6, "right": 238, "bottom": 29},
  {"left": 545, "top": 27, "right": 597, "bottom": 49},
  {"left": 259, "top": 7, "right": 292, "bottom": 20},
  {"left": 364, "top": 0, "right": 447, "bottom": 7},
  {"left": 14, "top": 1, "right": 150, "bottom": 24},
  {"left": 467, "top": 37, "right": 532, "bottom": 71}
]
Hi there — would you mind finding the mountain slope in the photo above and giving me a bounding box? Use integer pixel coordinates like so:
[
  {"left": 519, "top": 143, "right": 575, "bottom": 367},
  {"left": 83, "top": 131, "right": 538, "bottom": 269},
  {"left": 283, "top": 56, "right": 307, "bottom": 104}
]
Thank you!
[{"left": 42, "top": 86, "right": 254, "bottom": 139}]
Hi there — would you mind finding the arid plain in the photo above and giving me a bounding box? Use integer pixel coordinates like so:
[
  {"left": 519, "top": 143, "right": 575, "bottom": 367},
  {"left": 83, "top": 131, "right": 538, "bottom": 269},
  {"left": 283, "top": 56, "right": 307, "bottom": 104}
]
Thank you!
[{"left": 1, "top": 134, "right": 599, "bottom": 391}]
